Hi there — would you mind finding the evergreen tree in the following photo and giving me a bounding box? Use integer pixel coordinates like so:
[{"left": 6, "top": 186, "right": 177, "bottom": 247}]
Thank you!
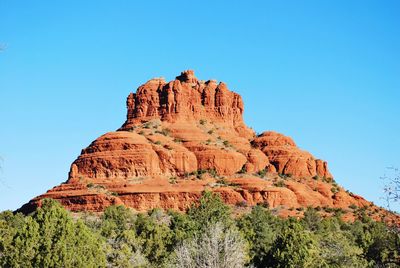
[
  {"left": 236, "top": 205, "right": 280, "bottom": 267},
  {"left": 270, "top": 221, "right": 318, "bottom": 268}
]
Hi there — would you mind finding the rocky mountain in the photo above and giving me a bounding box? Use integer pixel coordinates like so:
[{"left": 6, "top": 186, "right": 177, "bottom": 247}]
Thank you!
[{"left": 20, "top": 70, "right": 399, "bottom": 224}]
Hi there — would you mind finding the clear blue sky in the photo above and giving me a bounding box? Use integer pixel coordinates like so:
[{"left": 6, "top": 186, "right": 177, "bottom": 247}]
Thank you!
[{"left": 1, "top": 1, "right": 399, "bottom": 212}]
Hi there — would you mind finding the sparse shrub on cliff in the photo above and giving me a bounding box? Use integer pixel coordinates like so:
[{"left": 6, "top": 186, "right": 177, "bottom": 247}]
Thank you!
[
  {"left": 173, "top": 138, "right": 184, "bottom": 143},
  {"left": 208, "top": 169, "right": 218, "bottom": 178},
  {"left": 238, "top": 165, "right": 247, "bottom": 174},
  {"left": 169, "top": 177, "right": 177, "bottom": 184},
  {"left": 331, "top": 186, "right": 339, "bottom": 194},
  {"left": 257, "top": 169, "right": 267, "bottom": 178},
  {"left": 222, "top": 140, "right": 231, "bottom": 148},
  {"left": 278, "top": 173, "right": 289, "bottom": 179},
  {"left": 274, "top": 180, "right": 286, "bottom": 187},
  {"left": 156, "top": 128, "right": 171, "bottom": 136},
  {"left": 236, "top": 200, "right": 247, "bottom": 207},
  {"left": 349, "top": 204, "right": 358, "bottom": 210}
]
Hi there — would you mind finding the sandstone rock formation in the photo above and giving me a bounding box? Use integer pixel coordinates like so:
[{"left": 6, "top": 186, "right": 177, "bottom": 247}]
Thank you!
[{"left": 19, "top": 70, "right": 399, "bottom": 225}]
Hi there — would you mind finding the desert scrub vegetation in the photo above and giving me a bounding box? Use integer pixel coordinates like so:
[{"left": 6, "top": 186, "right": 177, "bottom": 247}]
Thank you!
[
  {"left": 256, "top": 169, "right": 267, "bottom": 178},
  {"left": 0, "top": 194, "right": 399, "bottom": 267},
  {"left": 155, "top": 128, "right": 171, "bottom": 136},
  {"left": 274, "top": 180, "right": 286, "bottom": 187}
]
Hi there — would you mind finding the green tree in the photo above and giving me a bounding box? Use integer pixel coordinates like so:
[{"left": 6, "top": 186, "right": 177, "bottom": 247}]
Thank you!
[
  {"left": 270, "top": 221, "right": 318, "bottom": 268},
  {"left": 2, "top": 216, "right": 40, "bottom": 267},
  {"left": 302, "top": 207, "right": 322, "bottom": 232},
  {"left": 187, "top": 191, "right": 232, "bottom": 231},
  {"left": 134, "top": 210, "right": 174, "bottom": 266},
  {"left": 106, "top": 230, "right": 148, "bottom": 268},
  {"left": 364, "top": 221, "right": 400, "bottom": 267},
  {"left": 2, "top": 199, "right": 106, "bottom": 267},
  {"left": 236, "top": 206, "right": 280, "bottom": 267},
  {"left": 316, "top": 231, "right": 368, "bottom": 267},
  {"left": 168, "top": 210, "right": 197, "bottom": 245},
  {"left": 100, "top": 205, "right": 136, "bottom": 238}
]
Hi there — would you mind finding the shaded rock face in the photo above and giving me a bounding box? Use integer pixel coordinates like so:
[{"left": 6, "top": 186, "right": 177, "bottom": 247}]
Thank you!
[{"left": 19, "top": 70, "right": 399, "bottom": 225}]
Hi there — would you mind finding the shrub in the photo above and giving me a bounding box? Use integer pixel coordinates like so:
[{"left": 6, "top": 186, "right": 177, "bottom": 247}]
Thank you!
[
  {"left": 238, "top": 165, "right": 247, "bottom": 174},
  {"left": 173, "top": 138, "right": 184, "bottom": 143},
  {"left": 223, "top": 140, "right": 230, "bottom": 147},
  {"left": 257, "top": 169, "right": 267, "bottom": 178},
  {"left": 199, "top": 119, "right": 206, "bottom": 125},
  {"left": 349, "top": 204, "right": 358, "bottom": 210},
  {"left": 274, "top": 180, "right": 286, "bottom": 187},
  {"left": 331, "top": 187, "right": 339, "bottom": 194},
  {"left": 187, "top": 192, "right": 232, "bottom": 229},
  {"left": 208, "top": 169, "right": 218, "bottom": 178},
  {"left": 207, "top": 129, "right": 214, "bottom": 135},
  {"left": 156, "top": 128, "right": 171, "bottom": 136},
  {"left": 170, "top": 223, "right": 246, "bottom": 268},
  {"left": 236, "top": 201, "right": 247, "bottom": 207},
  {"left": 270, "top": 222, "right": 318, "bottom": 267},
  {"left": 169, "top": 177, "right": 177, "bottom": 184}
]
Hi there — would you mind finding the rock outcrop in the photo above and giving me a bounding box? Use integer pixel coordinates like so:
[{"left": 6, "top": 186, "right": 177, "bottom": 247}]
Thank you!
[{"left": 19, "top": 70, "right": 399, "bottom": 225}]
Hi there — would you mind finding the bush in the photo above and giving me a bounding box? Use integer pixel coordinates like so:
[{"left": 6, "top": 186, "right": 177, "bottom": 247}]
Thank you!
[
  {"left": 0, "top": 199, "right": 106, "bottom": 267},
  {"left": 170, "top": 223, "right": 246, "bottom": 268},
  {"left": 169, "top": 177, "right": 177, "bottom": 184},
  {"left": 188, "top": 192, "right": 232, "bottom": 230},
  {"left": 257, "top": 169, "right": 267, "bottom": 178},
  {"left": 155, "top": 128, "right": 171, "bottom": 136},
  {"left": 173, "top": 138, "right": 184, "bottom": 143},
  {"left": 269, "top": 222, "right": 318, "bottom": 267},
  {"left": 238, "top": 165, "right": 247, "bottom": 174},
  {"left": 274, "top": 180, "right": 286, "bottom": 187},
  {"left": 223, "top": 140, "right": 230, "bottom": 147},
  {"left": 349, "top": 204, "right": 358, "bottom": 210}
]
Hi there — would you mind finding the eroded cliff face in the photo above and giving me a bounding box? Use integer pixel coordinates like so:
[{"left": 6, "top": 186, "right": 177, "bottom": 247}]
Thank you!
[{"left": 19, "top": 70, "right": 399, "bottom": 225}]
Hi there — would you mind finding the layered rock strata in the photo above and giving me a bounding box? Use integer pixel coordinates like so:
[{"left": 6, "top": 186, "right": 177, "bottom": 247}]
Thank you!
[{"left": 20, "top": 70, "right": 399, "bottom": 225}]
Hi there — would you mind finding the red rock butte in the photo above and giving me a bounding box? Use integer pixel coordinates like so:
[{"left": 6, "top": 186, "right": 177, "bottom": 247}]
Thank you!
[{"left": 19, "top": 70, "right": 399, "bottom": 224}]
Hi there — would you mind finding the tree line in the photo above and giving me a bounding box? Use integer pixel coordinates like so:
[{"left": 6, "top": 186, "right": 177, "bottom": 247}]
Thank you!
[{"left": 0, "top": 192, "right": 399, "bottom": 267}]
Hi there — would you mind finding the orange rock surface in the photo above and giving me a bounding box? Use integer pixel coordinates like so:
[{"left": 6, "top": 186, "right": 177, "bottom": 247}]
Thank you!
[{"left": 19, "top": 70, "right": 399, "bottom": 225}]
